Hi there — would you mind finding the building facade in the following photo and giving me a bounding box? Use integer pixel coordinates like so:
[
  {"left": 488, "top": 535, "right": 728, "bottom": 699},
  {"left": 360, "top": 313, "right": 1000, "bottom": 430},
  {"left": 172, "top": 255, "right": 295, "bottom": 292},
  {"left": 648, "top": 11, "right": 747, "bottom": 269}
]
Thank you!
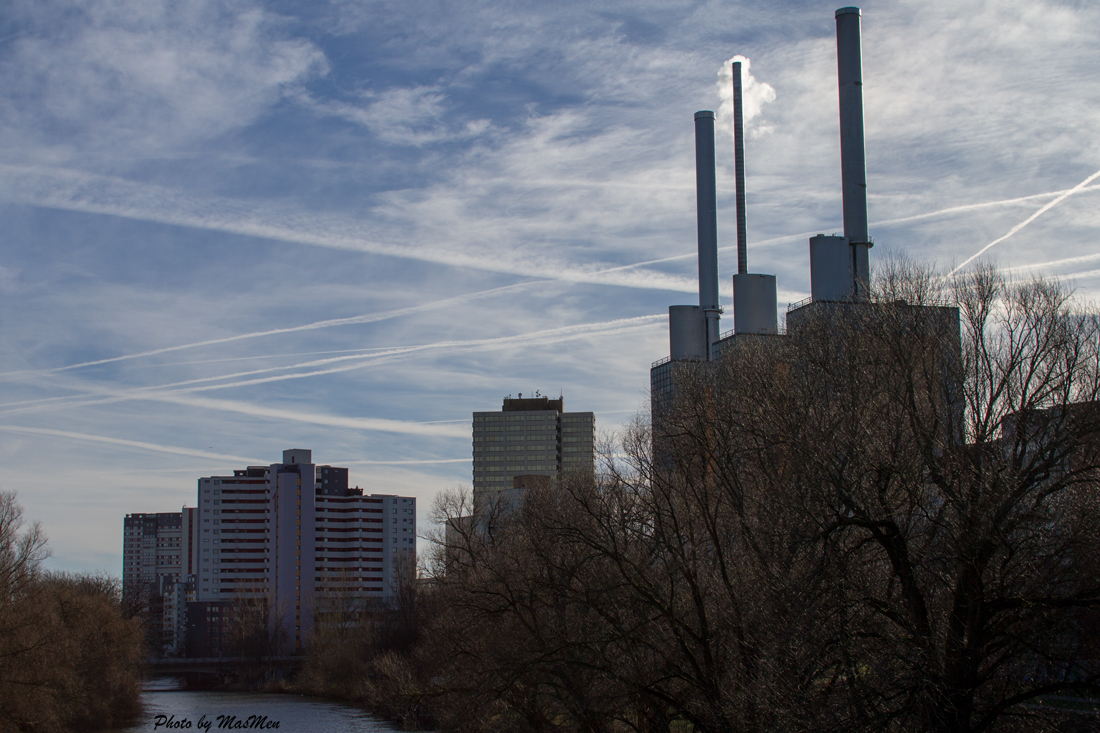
[
  {"left": 122, "top": 510, "right": 195, "bottom": 653},
  {"left": 126, "top": 448, "right": 415, "bottom": 655},
  {"left": 122, "top": 511, "right": 189, "bottom": 593},
  {"left": 192, "top": 449, "right": 415, "bottom": 651},
  {"left": 472, "top": 396, "right": 594, "bottom": 498}
]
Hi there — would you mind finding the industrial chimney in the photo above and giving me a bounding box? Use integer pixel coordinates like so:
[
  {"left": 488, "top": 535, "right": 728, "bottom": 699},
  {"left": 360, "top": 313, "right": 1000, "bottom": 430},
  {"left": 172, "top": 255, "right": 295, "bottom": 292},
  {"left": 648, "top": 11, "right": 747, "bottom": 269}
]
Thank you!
[
  {"left": 665, "top": 111, "right": 723, "bottom": 363},
  {"left": 803, "top": 7, "right": 873, "bottom": 305},
  {"left": 730, "top": 61, "right": 778, "bottom": 335},
  {"left": 836, "top": 6, "right": 872, "bottom": 300},
  {"left": 694, "top": 111, "right": 722, "bottom": 358}
]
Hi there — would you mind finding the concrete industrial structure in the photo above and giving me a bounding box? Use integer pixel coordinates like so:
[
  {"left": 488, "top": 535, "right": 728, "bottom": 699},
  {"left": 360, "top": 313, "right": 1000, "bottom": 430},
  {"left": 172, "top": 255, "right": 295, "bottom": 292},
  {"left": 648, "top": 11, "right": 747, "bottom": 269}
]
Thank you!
[
  {"left": 651, "top": 61, "right": 779, "bottom": 418},
  {"left": 472, "top": 395, "right": 595, "bottom": 499},
  {"left": 651, "top": 8, "right": 957, "bottom": 420},
  {"left": 125, "top": 449, "right": 415, "bottom": 656}
]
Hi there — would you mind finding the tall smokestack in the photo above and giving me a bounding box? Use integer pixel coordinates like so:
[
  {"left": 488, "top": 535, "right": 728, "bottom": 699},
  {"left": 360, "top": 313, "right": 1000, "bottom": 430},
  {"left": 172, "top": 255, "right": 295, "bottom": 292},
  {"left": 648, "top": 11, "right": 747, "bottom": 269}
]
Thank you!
[
  {"left": 732, "top": 62, "right": 748, "bottom": 276},
  {"left": 694, "top": 110, "right": 721, "bottom": 357},
  {"left": 836, "top": 7, "right": 871, "bottom": 300}
]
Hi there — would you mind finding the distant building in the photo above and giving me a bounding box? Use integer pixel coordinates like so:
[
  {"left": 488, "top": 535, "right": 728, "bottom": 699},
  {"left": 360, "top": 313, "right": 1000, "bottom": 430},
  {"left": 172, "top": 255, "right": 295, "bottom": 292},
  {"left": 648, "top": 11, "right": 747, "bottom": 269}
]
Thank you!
[
  {"left": 125, "top": 448, "right": 415, "bottom": 655},
  {"left": 472, "top": 395, "right": 594, "bottom": 499},
  {"left": 192, "top": 449, "right": 415, "bottom": 652},
  {"left": 161, "top": 575, "right": 194, "bottom": 656},
  {"left": 122, "top": 511, "right": 189, "bottom": 593},
  {"left": 122, "top": 511, "right": 194, "bottom": 653}
]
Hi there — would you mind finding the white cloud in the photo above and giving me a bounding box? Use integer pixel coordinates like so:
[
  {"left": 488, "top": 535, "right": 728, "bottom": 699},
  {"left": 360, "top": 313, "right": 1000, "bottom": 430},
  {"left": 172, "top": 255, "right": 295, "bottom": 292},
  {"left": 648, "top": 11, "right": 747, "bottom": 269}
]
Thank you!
[
  {"left": 302, "top": 86, "right": 493, "bottom": 146},
  {"left": 0, "top": 0, "right": 327, "bottom": 159},
  {"left": 715, "top": 55, "right": 776, "bottom": 139}
]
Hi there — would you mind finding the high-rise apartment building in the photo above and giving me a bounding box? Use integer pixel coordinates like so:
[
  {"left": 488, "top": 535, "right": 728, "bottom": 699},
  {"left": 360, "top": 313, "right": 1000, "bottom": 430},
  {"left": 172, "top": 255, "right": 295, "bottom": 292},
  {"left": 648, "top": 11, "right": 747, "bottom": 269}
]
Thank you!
[
  {"left": 126, "top": 448, "right": 416, "bottom": 655},
  {"left": 472, "top": 396, "right": 594, "bottom": 497},
  {"left": 122, "top": 512, "right": 189, "bottom": 592},
  {"left": 193, "top": 449, "right": 415, "bottom": 651},
  {"left": 122, "top": 510, "right": 195, "bottom": 653}
]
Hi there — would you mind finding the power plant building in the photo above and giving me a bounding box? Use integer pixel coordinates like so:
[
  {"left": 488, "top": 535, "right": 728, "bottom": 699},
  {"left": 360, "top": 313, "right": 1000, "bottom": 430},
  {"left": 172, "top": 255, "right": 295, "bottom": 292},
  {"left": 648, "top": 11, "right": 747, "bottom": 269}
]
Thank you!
[{"left": 652, "top": 7, "right": 959, "bottom": 423}]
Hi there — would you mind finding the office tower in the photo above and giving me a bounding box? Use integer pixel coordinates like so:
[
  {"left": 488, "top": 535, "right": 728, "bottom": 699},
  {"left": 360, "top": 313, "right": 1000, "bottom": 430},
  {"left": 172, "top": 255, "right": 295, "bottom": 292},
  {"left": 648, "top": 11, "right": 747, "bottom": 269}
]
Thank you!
[{"left": 472, "top": 395, "right": 594, "bottom": 498}]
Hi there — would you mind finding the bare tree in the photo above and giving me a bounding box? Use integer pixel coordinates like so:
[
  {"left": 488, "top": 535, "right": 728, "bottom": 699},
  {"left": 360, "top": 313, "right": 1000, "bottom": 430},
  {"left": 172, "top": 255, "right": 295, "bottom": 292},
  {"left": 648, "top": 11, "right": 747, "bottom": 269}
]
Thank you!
[
  {"left": 224, "top": 579, "right": 285, "bottom": 685},
  {"left": 400, "top": 266, "right": 1100, "bottom": 733},
  {"left": 775, "top": 263, "right": 1100, "bottom": 731},
  {"left": 0, "top": 491, "right": 144, "bottom": 732}
]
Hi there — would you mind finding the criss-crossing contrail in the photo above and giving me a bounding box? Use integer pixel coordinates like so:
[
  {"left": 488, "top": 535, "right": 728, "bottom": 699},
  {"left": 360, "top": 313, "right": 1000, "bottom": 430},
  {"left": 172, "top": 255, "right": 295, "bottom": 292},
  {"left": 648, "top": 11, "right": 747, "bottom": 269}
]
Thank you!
[
  {"left": 0, "top": 280, "right": 546, "bottom": 380},
  {"left": 600, "top": 184, "right": 1100, "bottom": 273},
  {"left": 0, "top": 315, "right": 666, "bottom": 431},
  {"left": 0, "top": 425, "right": 264, "bottom": 464},
  {"left": 950, "top": 169, "right": 1100, "bottom": 276}
]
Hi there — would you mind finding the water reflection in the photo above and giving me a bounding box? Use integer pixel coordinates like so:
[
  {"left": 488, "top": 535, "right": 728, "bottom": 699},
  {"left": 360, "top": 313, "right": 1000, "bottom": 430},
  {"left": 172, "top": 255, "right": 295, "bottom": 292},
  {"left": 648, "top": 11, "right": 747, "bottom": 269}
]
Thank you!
[{"left": 115, "top": 685, "right": 401, "bottom": 733}]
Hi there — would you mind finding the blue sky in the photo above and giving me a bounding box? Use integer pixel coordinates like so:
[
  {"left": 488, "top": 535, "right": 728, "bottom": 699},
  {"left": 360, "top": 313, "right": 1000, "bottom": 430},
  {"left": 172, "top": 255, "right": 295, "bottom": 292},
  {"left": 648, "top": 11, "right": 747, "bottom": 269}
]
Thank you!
[{"left": 2, "top": 0, "right": 1099, "bottom": 574}]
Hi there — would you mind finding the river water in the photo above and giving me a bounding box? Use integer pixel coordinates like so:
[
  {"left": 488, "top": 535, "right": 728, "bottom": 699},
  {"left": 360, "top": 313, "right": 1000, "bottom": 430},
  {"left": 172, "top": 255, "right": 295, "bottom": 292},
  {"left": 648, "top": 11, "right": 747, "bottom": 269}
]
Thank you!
[{"left": 114, "top": 682, "right": 404, "bottom": 733}]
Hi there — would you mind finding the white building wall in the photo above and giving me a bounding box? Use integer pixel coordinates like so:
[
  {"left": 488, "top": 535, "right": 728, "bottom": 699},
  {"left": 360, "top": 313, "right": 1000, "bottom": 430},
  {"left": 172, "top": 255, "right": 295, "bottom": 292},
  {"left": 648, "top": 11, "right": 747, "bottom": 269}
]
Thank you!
[{"left": 315, "top": 494, "right": 416, "bottom": 601}]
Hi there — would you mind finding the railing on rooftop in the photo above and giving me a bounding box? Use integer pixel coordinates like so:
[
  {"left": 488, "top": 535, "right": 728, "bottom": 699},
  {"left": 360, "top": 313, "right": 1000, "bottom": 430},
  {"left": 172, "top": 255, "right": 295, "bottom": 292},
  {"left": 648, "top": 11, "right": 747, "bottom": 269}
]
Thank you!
[
  {"left": 787, "top": 296, "right": 813, "bottom": 313},
  {"left": 651, "top": 355, "right": 672, "bottom": 369},
  {"left": 787, "top": 296, "right": 955, "bottom": 313}
]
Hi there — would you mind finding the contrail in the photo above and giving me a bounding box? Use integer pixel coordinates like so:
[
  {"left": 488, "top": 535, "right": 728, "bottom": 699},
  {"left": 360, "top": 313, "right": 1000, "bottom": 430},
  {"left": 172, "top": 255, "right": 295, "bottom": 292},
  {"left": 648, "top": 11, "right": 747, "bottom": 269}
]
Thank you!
[
  {"left": 160, "top": 315, "right": 665, "bottom": 395},
  {"left": 1043, "top": 267, "right": 1100, "bottom": 282},
  {"left": 599, "top": 186, "right": 1100, "bottom": 274},
  {"left": 0, "top": 346, "right": 427, "bottom": 413},
  {"left": 0, "top": 315, "right": 666, "bottom": 432},
  {"left": 0, "top": 164, "right": 697, "bottom": 294},
  {"left": 0, "top": 425, "right": 264, "bottom": 464},
  {"left": 0, "top": 281, "right": 548, "bottom": 380},
  {"left": 338, "top": 458, "right": 470, "bottom": 465},
  {"left": 0, "top": 315, "right": 664, "bottom": 417},
  {"left": 126, "top": 346, "right": 403, "bottom": 370},
  {"left": 1000, "top": 252, "right": 1100, "bottom": 276},
  {"left": 950, "top": 169, "right": 1100, "bottom": 275}
]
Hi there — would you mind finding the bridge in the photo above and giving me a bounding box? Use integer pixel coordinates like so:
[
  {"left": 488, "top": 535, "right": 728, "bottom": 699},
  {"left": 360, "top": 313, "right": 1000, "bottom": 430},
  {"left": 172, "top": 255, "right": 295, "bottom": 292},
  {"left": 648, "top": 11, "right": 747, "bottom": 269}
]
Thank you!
[{"left": 146, "top": 656, "right": 305, "bottom": 676}]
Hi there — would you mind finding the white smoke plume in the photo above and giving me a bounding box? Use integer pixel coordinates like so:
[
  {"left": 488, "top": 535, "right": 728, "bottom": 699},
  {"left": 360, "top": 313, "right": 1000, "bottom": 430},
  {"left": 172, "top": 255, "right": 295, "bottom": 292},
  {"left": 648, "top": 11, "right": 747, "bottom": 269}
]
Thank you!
[{"left": 716, "top": 56, "right": 776, "bottom": 139}]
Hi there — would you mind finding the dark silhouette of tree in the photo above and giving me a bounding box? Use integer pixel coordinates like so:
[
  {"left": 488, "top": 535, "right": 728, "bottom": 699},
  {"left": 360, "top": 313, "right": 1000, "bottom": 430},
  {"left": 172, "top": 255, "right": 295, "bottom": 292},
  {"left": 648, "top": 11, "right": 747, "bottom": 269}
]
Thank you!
[
  {"left": 0, "top": 491, "right": 144, "bottom": 732},
  {"left": 332, "top": 265, "right": 1100, "bottom": 733}
]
